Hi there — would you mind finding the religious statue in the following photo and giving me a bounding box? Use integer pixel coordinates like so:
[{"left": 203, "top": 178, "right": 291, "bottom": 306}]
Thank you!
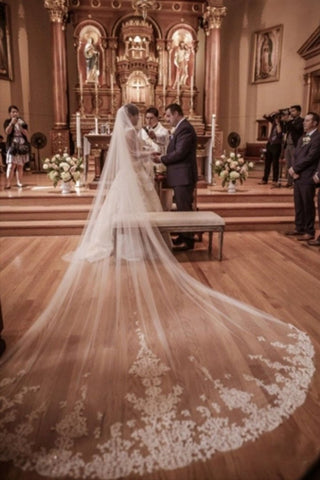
[
  {"left": 84, "top": 36, "right": 100, "bottom": 83},
  {"left": 172, "top": 40, "right": 191, "bottom": 88}
]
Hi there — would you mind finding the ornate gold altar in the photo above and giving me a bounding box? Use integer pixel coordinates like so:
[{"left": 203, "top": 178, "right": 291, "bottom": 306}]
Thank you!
[{"left": 44, "top": 0, "right": 227, "bottom": 178}]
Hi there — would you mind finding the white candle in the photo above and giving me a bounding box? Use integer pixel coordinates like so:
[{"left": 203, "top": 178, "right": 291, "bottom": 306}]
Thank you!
[
  {"left": 95, "top": 116, "right": 99, "bottom": 134},
  {"left": 95, "top": 80, "right": 99, "bottom": 116},
  {"left": 190, "top": 71, "right": 194, "bottom": 113},
  {"left": 79, "top": 73, "right": 83, "bottom": 114},
  {"left": 110, "top": 73, "right": 114, "bottom": 114},
  {"left": 76, "top": 112, "right": 81, "bottom": 149},
  {"left": 212, "top": 114, "right": 216, "bottom": 148}
]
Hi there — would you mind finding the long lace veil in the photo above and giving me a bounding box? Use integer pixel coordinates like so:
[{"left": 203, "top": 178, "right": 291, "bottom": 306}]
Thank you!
[{"left": 0, "top": 105, "right": 315, "bottom": 479}]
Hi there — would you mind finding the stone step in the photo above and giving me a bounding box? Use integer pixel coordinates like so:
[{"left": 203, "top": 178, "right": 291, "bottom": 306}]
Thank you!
[
  {"left": 0, "top": 202, "right": 295, "bottom": 221},
  {"left": 0, "top": 204, "right": 92, "bottom": 221},
  {"left": 0, "top": 216, "right": 295, "bottom": 236},
  {"left": 1, "top": 188, "right": 293, "bottom": 206},
  {"left": 0, "top": 191, "right": 95, "bottom": 206},
  {"left": 197, "top": 191, "right": 293, "bottom": 204},
  {"left": 197, "top": 202, "right": 294, "bottom": 217}
]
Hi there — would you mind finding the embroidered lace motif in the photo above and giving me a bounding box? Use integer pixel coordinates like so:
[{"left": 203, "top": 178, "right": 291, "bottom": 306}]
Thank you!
[{"left": 0, "top": 325, "right": 314, "bottom": 479}]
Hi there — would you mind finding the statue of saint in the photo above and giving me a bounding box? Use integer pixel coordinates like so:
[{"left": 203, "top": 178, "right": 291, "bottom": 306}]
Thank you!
[
  {"left": 172, "top": 41, "right": 191, "bottom": 88},
  {"left": 84, "top": 37, "right": 99, "bottom": 83}
]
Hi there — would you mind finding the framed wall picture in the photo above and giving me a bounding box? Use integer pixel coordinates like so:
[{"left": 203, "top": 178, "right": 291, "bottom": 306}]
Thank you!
[
  {"left": 0, "top": 2, "right": 13, "bottom": 80},
  {"left": 252, "top": 25, "right": 283, "bottom": 84}
]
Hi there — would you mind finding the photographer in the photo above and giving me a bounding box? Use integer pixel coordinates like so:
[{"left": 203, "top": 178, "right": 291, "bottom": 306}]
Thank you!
[
  {"left": 259, "top": 110, "right": 284, "bottom": 186},
  {"left": 3, "top": 105, "right": 30, "bottom": 189}
]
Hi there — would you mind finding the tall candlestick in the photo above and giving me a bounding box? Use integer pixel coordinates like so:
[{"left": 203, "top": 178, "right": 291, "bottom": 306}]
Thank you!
[
  {"left": 95, "top": 79, "right": 99, "bottom": 116},
  {"left": 162, "top": 49, "right": 166, "bottom": 103},
  {"left": 190, "top": 71, "right": 194, "bottom": 115},
  {"left": 212, "top": 114, "right": 216, "bottom": 148},
  {"left": 76, "top": 112, "right": 81, "bottom": 149},
  {"left": 206, "top": 113, "right": 216, "bottom": 184},
  {"left": 79, "top": 73, "right": 83, "bottom": 115},
  {"left": 110, "top": 73, "right": 114, "bottom": 113},
  {"left": 95, "top": 116, "right": 99, "bottom": 134}
]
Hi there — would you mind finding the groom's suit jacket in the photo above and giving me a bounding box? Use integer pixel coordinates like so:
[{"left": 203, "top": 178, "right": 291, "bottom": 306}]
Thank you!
[
  {"left": 161, "top": 118, "right": 198, "bottom": 188},
  {"left": 292, "top": 129, "right": 320, "bottom": 184}
]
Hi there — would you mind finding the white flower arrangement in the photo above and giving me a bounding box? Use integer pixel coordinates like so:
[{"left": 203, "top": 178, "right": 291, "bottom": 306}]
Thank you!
[
  {"left": 42, "top": 153, "right": 84, "bottom": 187},
  {"left": 213, "top": 152, "right": 254, "bottom": 187}
]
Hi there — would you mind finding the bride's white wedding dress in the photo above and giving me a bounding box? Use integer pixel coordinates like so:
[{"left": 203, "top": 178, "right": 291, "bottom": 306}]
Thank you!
[{"left": 0, "top": 106, "right": 315, "bottom": 479}]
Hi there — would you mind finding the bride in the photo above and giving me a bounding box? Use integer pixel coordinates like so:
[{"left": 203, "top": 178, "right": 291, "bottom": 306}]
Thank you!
[{"left": 0, "top": 104, "right": 315, "bottom": 479}]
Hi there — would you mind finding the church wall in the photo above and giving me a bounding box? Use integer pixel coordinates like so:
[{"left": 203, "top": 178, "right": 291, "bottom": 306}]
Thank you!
[
  {"left": 0, "top": 0, "right": 52, "bottom": 158},
  {"left": 220, "top": 0, "right": 319, "bottom": 149}
]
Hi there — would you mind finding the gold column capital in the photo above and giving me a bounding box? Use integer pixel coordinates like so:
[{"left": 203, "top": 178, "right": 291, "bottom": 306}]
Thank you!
[
  {"left": 203, "top": 5, "right": 227, "bottom": 34},
  {"left": 44, "top": 0, "right": 69, "bottom": 23}
]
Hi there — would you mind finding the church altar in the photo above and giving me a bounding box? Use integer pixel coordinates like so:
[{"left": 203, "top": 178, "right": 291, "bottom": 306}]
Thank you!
[{"left": 44, "top": 0, "right": 226, "bottom": 160}]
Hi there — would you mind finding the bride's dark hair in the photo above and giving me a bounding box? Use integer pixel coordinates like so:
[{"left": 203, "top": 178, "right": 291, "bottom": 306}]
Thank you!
[{"left": 125, "top": 103, "right": 139, "bottom": 116}]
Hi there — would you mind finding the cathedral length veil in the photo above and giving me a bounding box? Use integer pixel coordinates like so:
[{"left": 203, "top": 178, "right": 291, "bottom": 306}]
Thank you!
[{"left": 0, "top": 105, "right": 315, "bottom": 479}]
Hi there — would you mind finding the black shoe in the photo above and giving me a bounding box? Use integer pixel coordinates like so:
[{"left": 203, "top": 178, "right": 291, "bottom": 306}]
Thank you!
[
  {"left": 173, "top": 240, "right": 194, "bottom": 251},
  {"left": 172, "top": 236, "right": 184, "bottom": 246},
  {"left": 258, "top": 180, "right": 267, "bottom": 185},
  {"left": 285, "top": 230, "right": 304, "bottom": 236},
  {"left": 297, "top": 234, "right": 315, "bottom": 242},
  {"left": 308, "top": 236, "right": 320, "bottom": 246}
]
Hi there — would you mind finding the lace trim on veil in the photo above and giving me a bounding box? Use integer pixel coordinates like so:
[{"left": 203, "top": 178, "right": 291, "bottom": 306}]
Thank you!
[{"left": 0, "top": 105, "right": 315, "bottom": 479}]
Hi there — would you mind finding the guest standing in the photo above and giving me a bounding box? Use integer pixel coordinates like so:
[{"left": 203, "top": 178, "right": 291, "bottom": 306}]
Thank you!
[
  {"left": 283, "top": 105, "right": 304, "bottom": 187},
  {"left": 308, "top": 159, "right": 320, "bottom": 246},
  {"left": 0, "top": 134, "right": 6, "bottom": 173},
  {"left": 286, "top": 112, "right": 320, "bottom": 241},
  {"left": 259, "top": 111, "right": 283, "bottom": 185},
  {"left": 3, "top": 105, "right": 29, "bottom": 189},
  {"left": 153, "top": 103, "right": 198, "bottom": 250}
]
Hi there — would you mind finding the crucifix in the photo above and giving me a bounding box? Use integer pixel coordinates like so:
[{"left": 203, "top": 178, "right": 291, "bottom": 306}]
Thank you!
[{"left": 132, "top": 79, "right": 143, "bottom": 102}]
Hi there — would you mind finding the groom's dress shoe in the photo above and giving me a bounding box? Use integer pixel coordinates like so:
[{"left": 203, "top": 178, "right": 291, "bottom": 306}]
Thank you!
[
  {"left": 172, "top": 236, "right": 184, "bottom": 246},
  {"left": 173, "top": 240, "right": 194, "bottom": 251},
  {"left": 307, "top": 236, "right": 320, "bottom": 246},
  {"left": 297, "top": 233, "right": 315, "bottom": 241},
  {"left": 285, "top": 230, "right": 304, "bottom": 236}
]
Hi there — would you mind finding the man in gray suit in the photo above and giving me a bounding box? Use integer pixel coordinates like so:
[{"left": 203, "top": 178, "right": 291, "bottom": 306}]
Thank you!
[
  {"left": 308, "top": 158, "right": 320, "bottom": 246},
  {"left": 153, "top": 103, "right": 198, "bottom": 250},
  {"left": 286, "top": 112, "right": 320, "bottom": 241}
]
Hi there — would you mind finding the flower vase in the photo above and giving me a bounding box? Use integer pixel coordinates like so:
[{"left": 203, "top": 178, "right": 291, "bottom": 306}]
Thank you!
[
  {"left": 227, "top": 181, "right": 236, "bottom": 194},
  {"left": 61, "top": 181, "right": 71, "bottom": 194}
]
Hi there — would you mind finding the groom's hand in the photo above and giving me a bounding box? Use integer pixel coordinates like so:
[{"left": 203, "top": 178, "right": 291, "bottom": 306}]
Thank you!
[{"left": 151, "top": 152, "right": 161, "bottom": 163}]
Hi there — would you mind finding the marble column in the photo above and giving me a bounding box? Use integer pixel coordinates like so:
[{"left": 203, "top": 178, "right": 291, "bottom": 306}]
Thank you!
[
  {"left": 44, "top": 0, "right": 69, "bottom": 153},
  {"left": 203, "top": 3, "right": 227, "bottom": 129}
]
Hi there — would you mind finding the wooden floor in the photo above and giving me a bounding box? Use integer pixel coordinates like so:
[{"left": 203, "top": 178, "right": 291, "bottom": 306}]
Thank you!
[{"left": 0, "top": 230, "right": 319, "bottom": 480}]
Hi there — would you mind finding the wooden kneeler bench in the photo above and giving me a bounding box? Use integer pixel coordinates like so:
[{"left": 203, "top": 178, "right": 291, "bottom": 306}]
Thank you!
[{"left": 148, "top": 211, "right": 225, "bottom": 261}]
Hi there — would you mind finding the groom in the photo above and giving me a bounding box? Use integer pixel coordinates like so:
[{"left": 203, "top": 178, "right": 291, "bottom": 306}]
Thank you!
[{"left": 153, "top": 103, "right": 198, "bottom": 250}]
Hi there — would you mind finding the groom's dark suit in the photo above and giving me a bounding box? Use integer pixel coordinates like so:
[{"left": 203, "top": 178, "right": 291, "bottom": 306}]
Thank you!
[
  {"left": 292, "top": 129, "right": 320, "bottom": 236},
  {"left": 161, "top": 118, "right": 198, "bottom": 212}
]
